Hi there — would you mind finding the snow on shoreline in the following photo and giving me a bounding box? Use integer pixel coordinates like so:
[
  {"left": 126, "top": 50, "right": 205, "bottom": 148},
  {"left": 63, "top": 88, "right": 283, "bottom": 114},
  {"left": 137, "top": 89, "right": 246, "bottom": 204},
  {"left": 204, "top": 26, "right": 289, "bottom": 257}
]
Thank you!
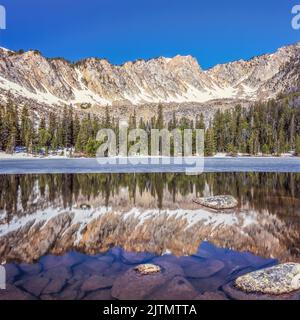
[
  {"left": 0, "top": 152, "right": 298, "bottom": 161},
  {"left": 0, "top": 152, "right": 70, "bottom": 160}
]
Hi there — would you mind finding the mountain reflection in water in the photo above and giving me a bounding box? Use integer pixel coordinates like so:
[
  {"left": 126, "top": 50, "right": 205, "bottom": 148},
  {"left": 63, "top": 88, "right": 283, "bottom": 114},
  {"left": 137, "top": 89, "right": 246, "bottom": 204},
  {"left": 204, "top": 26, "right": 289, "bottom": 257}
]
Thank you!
[{"left": 0, "top": 173, "right": 299, "bottom": 264}]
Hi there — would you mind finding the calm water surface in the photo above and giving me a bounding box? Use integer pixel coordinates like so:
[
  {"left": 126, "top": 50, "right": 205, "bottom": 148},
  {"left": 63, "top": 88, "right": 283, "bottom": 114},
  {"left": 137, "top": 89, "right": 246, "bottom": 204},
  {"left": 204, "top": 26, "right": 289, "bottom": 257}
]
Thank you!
[{"left": 0, "top": 172, "right": 299, "bottom": 300}]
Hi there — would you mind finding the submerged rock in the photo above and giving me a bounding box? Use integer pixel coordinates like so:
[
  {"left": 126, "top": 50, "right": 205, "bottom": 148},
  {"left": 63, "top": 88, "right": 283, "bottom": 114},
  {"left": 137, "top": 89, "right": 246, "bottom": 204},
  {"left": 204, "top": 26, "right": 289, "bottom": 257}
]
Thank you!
[
  {"left": 235, "top": 263, "right": 300, "bottom": 295},
  {"left": 4, "top": 264, "right": 20, "bottom": 283},
  {"left": 83, "top": 289, "right": 113, "bottom": 300},
  {"left": 43, "top": 278, "right": 67, "bottom": 295},
  {"left": 193, "top": 195, "right": 238, "bottom": 210},
  {"left": 111, "top": 262, "right": 183, "bottom": 300},
  {"left": 81, "top": 275, "right": 114, "bottom": 291},
  {"left": 15, "top": 275, "right": 50, "bottom": 297},
  {"left": 149, "top": 276, "right": 199, "bottom": 300},
  {"left": 0, "top": 284, "right": 36, "bottom": 300},
  {"left": 134, "top": 264, "right": 161, "bottom": 275},
  {"left": 180, "top": 257, "right": 225, "bottom": 278},
  {"left": 19, "top": 263, "right": 42, "bottom": 275}
]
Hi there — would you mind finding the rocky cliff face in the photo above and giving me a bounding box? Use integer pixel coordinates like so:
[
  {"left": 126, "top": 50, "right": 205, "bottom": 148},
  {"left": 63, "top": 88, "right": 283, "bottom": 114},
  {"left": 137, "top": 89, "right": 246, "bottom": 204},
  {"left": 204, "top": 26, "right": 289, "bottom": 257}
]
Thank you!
[{"left": 0, "top": 42, "right": 299, "bottom": 111}]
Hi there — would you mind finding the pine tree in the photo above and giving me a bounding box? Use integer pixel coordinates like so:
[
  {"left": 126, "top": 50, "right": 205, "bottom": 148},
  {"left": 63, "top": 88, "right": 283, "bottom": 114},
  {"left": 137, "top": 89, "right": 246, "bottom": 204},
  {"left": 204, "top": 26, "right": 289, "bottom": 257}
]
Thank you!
[
  {"left": 103, "top": 106, "right": 111, "bottom": 128},
  {"left": 61, "top": 106, "right": 74, "bottom": 148},
  {"left": 261, "top": 144, "right": 270, "bottom": 155},
  {"left": 56, "top": 120, "right": 64, "bottom": 148},
  {"left": 6, "top": 134, "right": 16, "bottom": 154},
  {"left": 196, "top": 113, "right": 205, "bottom": 130},
  {"left": 75, "top": 116, "right": 93, "bottom": 152},
  {"left": 73, "top": 113, "right": 81, "bottom": 145},
  {"left": 48, "top": 113, "right": 56, "bottom": 139},
  {"left": 129, "top": 109, "right": 137, "bottom": 129},
  {"left": 20, "top": 106, "right": 34, "bottom": 152},
  {"left": 4, "top": 102, "right": 19, "bottom": 153},
  {"left": 85, "top": 138, "right": 100, "bottom": 157},
  {"left": 38, "top": 117, "right": 50, "bottom": 150},
  {"left": 205, "top": 126, "right": 215, "bottom": 156},
  {"left": 213, "top": 110, "right": 225, "bottom": 151},
  {"left": 168, "top": 112, "right": 177, "bottom": 130},
  {"left": 138, "top": 117, "right": 146, "bottom": 130},
  {"left": 156, "top": 105, "right": 164, "bottom": 129},
  {"left": 296, "top": 135, "right": 300, "bottom": 156}
]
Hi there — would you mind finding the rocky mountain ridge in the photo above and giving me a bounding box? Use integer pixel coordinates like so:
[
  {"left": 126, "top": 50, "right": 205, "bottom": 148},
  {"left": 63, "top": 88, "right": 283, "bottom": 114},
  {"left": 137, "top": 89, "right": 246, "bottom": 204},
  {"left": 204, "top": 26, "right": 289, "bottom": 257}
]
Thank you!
[{"left": 0, "top": 42, "right": 299, "bottom": 117}]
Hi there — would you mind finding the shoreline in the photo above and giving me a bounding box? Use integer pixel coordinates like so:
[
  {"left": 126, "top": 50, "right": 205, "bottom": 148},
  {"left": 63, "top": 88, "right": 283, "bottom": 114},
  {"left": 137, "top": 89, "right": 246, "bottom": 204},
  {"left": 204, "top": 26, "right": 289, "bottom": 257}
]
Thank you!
[{"left": 0, "top": 154, "right": 299, "bottom": 161}]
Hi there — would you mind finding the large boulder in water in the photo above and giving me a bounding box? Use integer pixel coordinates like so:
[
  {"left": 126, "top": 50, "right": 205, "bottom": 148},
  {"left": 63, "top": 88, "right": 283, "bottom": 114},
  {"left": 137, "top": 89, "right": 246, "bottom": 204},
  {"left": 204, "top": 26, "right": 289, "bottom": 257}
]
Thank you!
[
  {"left": 234, "top": 263, "right": 300, "bottom": 295},
  {"left": 193, "top": 195, "right": 238, "bottom": 210},
  {"left": 223, "top": 263, "right": 300, "bottom": 300}
]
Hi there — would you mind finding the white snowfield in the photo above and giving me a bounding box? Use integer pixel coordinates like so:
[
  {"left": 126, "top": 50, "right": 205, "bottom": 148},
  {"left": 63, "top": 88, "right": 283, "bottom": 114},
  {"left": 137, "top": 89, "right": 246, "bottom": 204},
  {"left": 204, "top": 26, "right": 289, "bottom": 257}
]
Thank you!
[{"left": 0, "top": 69, "right": 255, "bottom": 106}]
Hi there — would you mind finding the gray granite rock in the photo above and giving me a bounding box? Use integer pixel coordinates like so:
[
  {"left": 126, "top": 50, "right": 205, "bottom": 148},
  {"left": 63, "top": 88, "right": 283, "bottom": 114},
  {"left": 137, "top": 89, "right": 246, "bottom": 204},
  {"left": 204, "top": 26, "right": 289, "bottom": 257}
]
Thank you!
[
  {"left": 222, "top": 282, "right": 300, "bottom": 300},
  {"left": 235, "top": 263, "right": 300, "bottom": 295}
]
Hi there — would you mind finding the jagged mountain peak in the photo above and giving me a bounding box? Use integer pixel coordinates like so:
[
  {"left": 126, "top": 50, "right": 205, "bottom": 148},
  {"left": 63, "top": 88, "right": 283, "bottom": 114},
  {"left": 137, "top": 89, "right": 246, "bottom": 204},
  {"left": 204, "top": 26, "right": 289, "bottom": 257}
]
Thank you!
[{"left": 0, "top": 42, "right": 299, "bottom": 109}]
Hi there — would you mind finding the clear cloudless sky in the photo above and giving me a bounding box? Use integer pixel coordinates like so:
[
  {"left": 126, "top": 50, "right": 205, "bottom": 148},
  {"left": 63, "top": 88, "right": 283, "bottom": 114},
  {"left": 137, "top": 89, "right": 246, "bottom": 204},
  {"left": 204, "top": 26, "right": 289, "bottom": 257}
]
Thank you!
[{"left": 0, "top": 0, "right": 299, "bottom": 69}]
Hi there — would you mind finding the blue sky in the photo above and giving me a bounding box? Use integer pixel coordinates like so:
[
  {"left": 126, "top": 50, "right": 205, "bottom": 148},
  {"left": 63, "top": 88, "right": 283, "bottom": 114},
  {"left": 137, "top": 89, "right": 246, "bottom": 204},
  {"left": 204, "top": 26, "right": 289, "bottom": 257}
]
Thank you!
[{"left": 0, "top": 0, "right": 299, "bottom": 69}]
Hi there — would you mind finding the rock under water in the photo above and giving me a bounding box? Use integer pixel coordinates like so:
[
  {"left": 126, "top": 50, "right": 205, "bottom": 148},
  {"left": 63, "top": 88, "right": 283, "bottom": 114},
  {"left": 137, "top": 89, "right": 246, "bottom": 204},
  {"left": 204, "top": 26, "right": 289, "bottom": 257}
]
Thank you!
[{"left": 134, "top": 264, "right": 161, "bottom": 275}]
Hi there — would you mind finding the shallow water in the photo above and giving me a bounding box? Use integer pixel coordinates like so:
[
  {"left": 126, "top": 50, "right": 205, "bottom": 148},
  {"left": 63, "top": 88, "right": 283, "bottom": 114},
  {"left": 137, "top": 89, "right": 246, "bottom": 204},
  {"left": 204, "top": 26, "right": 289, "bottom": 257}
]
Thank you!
[
  {"left": 0, "top": 172, "right": 299, "bottom": 300},
  {"left": 2, "top": 243, "right": 277, "bottom": 300}
]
